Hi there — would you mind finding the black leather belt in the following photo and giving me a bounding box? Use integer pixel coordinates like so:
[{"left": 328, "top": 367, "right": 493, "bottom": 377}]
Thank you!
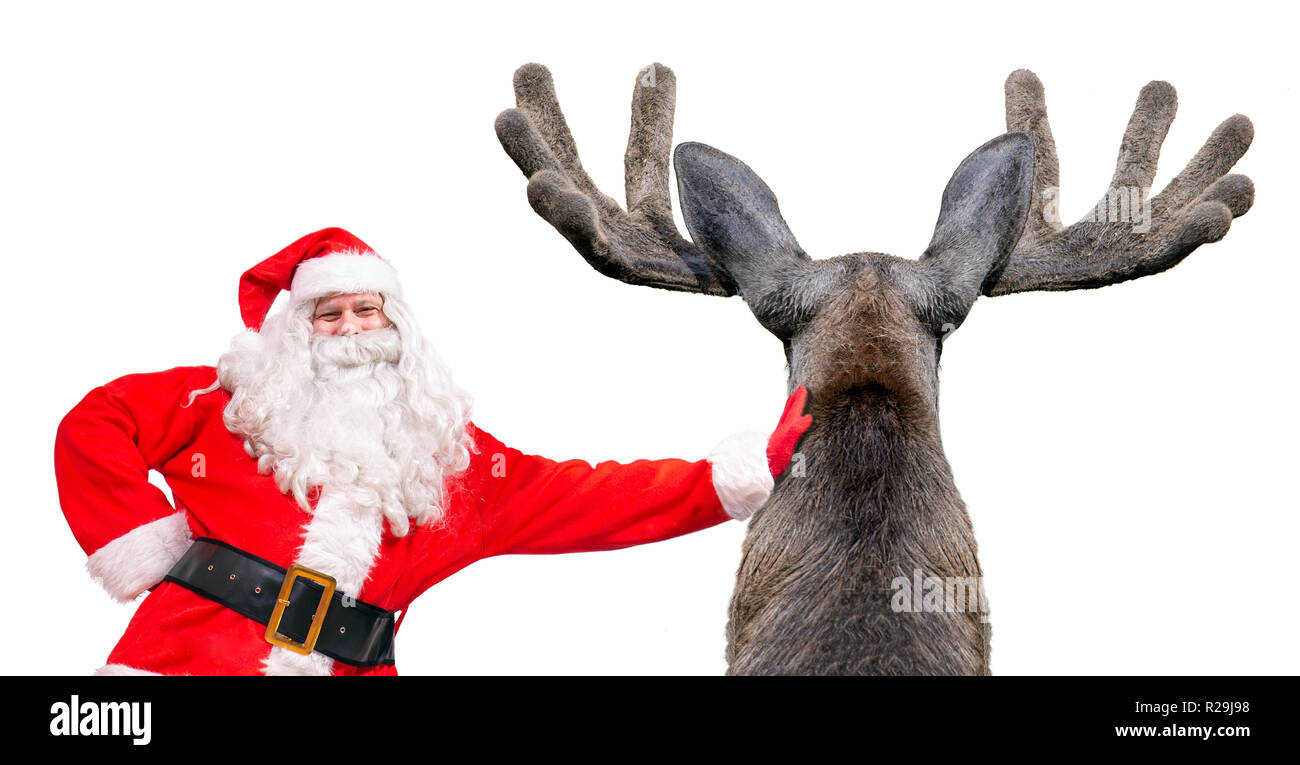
[{"left": 164, "top": 538, "right": 396, "bottom": 668}]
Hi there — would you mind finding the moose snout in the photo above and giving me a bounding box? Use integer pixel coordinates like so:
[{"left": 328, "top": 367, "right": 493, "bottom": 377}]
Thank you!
[{"left": 793, "top": 280, "right": 937, "bottom": 413}]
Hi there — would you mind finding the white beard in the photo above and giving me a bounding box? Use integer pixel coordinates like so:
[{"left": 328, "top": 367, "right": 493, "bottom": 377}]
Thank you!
[{"left": 215, "top": 297, "right": 473, "bottom": 538}]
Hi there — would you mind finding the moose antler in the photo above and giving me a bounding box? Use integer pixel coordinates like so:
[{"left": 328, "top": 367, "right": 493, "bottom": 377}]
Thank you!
[
  {"left": 987, "top": 70, "right": 1254, "bottom": 295},
  {"left": 495, "top": 63, "right": 737, "bottom": 296}
]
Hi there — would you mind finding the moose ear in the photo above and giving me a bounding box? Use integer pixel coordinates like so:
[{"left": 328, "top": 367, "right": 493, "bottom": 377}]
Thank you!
[
  {"left": 674, "top": 142, "right": 808, "bottom": 293},
  {"left": 920, "top": 132, "right": 1035, "bottom": 319}
]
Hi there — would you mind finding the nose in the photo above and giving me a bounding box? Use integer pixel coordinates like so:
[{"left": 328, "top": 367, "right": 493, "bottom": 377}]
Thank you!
[{"left": 339, "top": 313, "right": 361, "bottom": 336}]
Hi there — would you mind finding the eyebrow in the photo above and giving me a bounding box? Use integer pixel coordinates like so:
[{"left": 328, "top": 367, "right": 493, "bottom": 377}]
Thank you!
[{"left": 315, "top": 297, "right": 383, "bottom": 316}]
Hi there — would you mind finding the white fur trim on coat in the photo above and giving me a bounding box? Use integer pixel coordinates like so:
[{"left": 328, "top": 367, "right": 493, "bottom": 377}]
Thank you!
[
  {"left": 86, "top": 511, "right": 194, "bottom": 603},
  {"left": 290, "top": 251, "right": 402, "bottom": 305},
  {"left": 261, "top": 487, "right": 386, "bottom": 676},
  {"left": 94, "top": 664, "right": 165, "bottom": 676},
  {"left": 708, "top": 431, "right": 773, "bottom": 521}
]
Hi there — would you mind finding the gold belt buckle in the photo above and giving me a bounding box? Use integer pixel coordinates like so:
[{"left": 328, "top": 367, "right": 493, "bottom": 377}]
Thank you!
[{"left": 265, "top": 564, "right": 337, "bottom": 655}]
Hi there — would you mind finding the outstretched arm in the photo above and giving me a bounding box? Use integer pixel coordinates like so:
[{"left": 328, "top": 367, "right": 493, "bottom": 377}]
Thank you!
[{"left": 469, "top": 388, "right": 811, "bottom": 557}]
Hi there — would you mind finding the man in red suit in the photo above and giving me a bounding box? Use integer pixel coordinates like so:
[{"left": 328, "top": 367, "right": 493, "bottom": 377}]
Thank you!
[{"left": 54, "top": 227, "right": 811, "bottom": 676}]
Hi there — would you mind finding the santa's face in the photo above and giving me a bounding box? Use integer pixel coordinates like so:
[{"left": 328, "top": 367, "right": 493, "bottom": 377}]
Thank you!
[
  {"left": 311, "top": 292, "right": 390, "bottom": 335},
  {"left": 216, "top": 294, "right": 473, "bottom": 536}
]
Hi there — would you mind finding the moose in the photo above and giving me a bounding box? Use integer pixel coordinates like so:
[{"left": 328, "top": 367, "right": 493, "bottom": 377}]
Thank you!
[{"left": 495, "top": 64, "right": 1254, "bottom": 674}]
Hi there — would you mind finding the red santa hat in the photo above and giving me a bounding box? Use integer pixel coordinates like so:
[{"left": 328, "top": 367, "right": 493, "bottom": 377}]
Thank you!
[{"left": 238, "top": 227, "right": 402, "bottom": 330}]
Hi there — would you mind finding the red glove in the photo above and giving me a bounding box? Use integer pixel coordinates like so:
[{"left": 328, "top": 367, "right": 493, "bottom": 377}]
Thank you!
[{"left": 767, "top": 386, "right": 813, "bottom": 478}]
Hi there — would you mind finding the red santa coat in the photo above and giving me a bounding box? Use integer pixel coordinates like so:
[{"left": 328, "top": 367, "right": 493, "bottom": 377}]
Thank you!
[{"left": 54, "top": 366, "right": 771, "bottom": 675}]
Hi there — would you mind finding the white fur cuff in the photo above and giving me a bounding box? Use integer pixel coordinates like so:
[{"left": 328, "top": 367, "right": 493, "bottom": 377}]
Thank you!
[
  {"left": 86, "top": 511, "right": 194, "bottom": 603},
  {"left": 708, "top": 431, "right": 773, "bottom": 521}
]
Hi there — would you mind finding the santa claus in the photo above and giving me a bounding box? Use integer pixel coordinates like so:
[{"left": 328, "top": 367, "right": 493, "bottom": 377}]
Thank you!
[{"left": 54, "top": 227, "right": 811, "bottom": 676}]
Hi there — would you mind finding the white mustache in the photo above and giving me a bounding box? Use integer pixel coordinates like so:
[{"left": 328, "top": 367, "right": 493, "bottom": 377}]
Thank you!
[{"left": 309, "top": 327, "right": 402, "bottom": 369}]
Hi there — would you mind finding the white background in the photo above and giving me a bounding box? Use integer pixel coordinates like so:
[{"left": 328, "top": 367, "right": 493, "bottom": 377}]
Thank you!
[{"left": 3, "top": 0, "right": 1295, "bottom": 675}]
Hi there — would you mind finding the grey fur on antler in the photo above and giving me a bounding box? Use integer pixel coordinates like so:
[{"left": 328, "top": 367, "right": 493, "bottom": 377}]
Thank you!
[
  {"left": 989, "top": 69, "right": 1254, "bottom": 294},
  {"left": 496, "top": 64, "right": 1253, "bottom": 674},
  {"left": 495, "top": 64, "right": 736, "bottom": 295}
]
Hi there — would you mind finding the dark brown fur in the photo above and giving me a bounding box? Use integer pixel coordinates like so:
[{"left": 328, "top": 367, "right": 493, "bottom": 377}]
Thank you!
[{"left": 727, "top": 261, "right": 987, "bottom": 674}]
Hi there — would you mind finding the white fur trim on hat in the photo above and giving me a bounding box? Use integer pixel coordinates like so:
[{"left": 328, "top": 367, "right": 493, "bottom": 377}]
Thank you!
[
  {"left": 707, "top": 431, "right": 773, "bottom": 521},
  {"left": 86, "top": 511, "right": 194, "bottom": 603},
  {"left": 290, "top": 251, "right": 402, "bottom": 305}
]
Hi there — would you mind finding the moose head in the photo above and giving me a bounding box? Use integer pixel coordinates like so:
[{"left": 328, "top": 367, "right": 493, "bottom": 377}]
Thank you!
[{"left": 496, "top": 64, "right": 1253, "bottom": 674}]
